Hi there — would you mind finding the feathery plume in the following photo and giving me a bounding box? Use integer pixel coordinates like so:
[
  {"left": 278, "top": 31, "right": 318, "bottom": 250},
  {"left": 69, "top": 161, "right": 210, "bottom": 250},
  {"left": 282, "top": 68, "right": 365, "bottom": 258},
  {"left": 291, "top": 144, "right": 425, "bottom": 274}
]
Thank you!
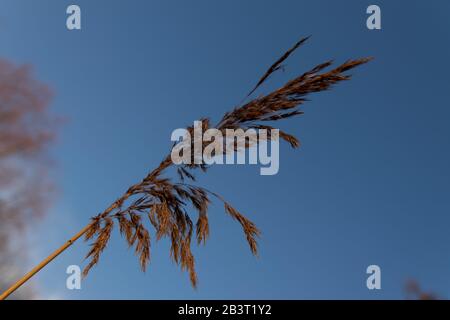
[{"left": 81, "top": 37, "right": 372, "bottom": 287}]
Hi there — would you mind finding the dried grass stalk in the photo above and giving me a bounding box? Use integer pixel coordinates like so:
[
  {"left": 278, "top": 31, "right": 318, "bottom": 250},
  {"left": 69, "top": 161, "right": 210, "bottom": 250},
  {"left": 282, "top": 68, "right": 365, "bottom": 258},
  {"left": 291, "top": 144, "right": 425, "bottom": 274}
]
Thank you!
[{"left": 82, "top": 37, "right": 371, "bottom": 287}]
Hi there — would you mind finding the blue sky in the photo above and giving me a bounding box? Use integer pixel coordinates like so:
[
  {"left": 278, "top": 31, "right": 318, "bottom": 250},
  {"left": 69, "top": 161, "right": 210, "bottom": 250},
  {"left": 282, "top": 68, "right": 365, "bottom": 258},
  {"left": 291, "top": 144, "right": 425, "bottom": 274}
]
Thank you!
[{"left": 1, "top": 0, "right": 450, "bottom": 299}]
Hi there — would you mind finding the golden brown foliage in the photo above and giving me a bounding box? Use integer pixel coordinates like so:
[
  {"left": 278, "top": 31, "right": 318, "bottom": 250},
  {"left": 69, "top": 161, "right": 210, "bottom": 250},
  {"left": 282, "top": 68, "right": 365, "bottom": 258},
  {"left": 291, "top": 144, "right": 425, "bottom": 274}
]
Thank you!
[{"left": 83, "top": 37, "right": 371, "bottom": 287}]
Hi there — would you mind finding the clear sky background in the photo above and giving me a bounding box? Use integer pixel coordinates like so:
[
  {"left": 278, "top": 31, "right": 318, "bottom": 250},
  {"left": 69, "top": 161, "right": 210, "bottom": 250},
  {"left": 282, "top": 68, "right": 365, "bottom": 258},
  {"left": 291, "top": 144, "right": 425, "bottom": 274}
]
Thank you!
[{"left": 1, "top": 0, "right": 450, "bottom": 299}]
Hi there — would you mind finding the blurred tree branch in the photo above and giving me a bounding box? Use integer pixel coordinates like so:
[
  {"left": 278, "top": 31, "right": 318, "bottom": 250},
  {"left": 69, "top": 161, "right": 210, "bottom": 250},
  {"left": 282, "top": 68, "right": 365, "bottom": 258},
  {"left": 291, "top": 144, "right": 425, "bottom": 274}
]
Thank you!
[{"left": 0, "top": 59, "right": 57, "bottom": 299}]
